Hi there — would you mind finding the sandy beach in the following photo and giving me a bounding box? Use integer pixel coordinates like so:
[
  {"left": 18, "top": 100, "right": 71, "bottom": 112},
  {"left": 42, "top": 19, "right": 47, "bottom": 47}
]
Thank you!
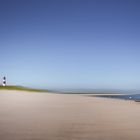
[{"left": 0, "top": 90, "right": 140, "bottom": 140}]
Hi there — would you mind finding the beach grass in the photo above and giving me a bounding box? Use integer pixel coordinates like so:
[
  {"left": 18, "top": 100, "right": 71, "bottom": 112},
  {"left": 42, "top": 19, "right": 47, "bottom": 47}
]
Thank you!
[{"left": 0, "top": 85, "right": 48, "bottom": 92}]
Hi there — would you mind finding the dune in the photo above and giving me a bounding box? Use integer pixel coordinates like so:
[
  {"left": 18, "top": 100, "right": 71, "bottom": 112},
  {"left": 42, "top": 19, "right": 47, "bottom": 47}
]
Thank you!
[{"left": 0, "top": 90, "right": 140, "bottom": 140}]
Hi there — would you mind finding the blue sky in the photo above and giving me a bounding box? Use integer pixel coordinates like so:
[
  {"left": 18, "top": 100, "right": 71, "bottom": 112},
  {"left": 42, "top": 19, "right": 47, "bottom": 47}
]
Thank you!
[{"left": 0, "top": 0, "right": 140, "bottom": 90}]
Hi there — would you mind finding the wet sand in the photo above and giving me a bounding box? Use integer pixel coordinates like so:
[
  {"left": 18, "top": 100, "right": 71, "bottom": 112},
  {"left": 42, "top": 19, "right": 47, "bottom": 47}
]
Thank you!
[{"left": 0, "top": 90, "right": 140, "bottom": 140}]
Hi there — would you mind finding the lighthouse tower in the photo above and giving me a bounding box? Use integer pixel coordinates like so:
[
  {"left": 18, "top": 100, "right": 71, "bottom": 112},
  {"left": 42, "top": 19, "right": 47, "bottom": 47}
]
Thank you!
[{"left": 2, "top": 76, "right": 6, "bottom": 86}]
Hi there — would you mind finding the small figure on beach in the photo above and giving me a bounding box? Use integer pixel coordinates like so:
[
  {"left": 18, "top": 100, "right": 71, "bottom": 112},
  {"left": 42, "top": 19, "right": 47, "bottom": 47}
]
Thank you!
[{"left": 2, "top": 76, "right": 6, "bottom": 86}]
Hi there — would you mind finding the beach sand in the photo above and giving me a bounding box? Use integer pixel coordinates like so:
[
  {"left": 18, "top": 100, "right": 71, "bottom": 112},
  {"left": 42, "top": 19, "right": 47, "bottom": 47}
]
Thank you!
[{"left": 0, "top": 90, "right": 140, "bottom": 140}]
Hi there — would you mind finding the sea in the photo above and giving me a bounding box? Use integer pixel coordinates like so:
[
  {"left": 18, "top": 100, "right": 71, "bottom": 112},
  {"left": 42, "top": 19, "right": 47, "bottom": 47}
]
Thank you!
[
  {"left": 95, "top": 93, "right": 140, "bottom": 102},
  {"left": 51, "top": 88, "right": 140, "bottom": 101}
]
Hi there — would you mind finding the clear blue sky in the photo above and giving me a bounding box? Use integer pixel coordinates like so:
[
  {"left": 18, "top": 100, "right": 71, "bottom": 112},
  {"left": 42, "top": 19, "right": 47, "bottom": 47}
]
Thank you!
[{"left": 0, "top": 0, "right": 140, "bottom": 90}]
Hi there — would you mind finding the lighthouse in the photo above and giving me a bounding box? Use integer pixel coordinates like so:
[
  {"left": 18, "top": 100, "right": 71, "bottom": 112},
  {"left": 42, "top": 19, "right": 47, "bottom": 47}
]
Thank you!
[{"left": 2, "top": 76, "right": 6, "bottom": 86}]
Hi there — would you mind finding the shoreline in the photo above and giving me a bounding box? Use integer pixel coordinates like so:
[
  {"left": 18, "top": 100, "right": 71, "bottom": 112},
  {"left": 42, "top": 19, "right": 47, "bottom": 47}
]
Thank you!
[{"left": 0, "top": 90, "right": 140, "bottom": 140}]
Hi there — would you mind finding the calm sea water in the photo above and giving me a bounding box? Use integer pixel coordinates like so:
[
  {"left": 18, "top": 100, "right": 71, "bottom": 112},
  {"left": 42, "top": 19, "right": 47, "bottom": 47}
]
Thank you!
[{"left": 95, "top": 93, "right": 140, "bottom": 102}]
